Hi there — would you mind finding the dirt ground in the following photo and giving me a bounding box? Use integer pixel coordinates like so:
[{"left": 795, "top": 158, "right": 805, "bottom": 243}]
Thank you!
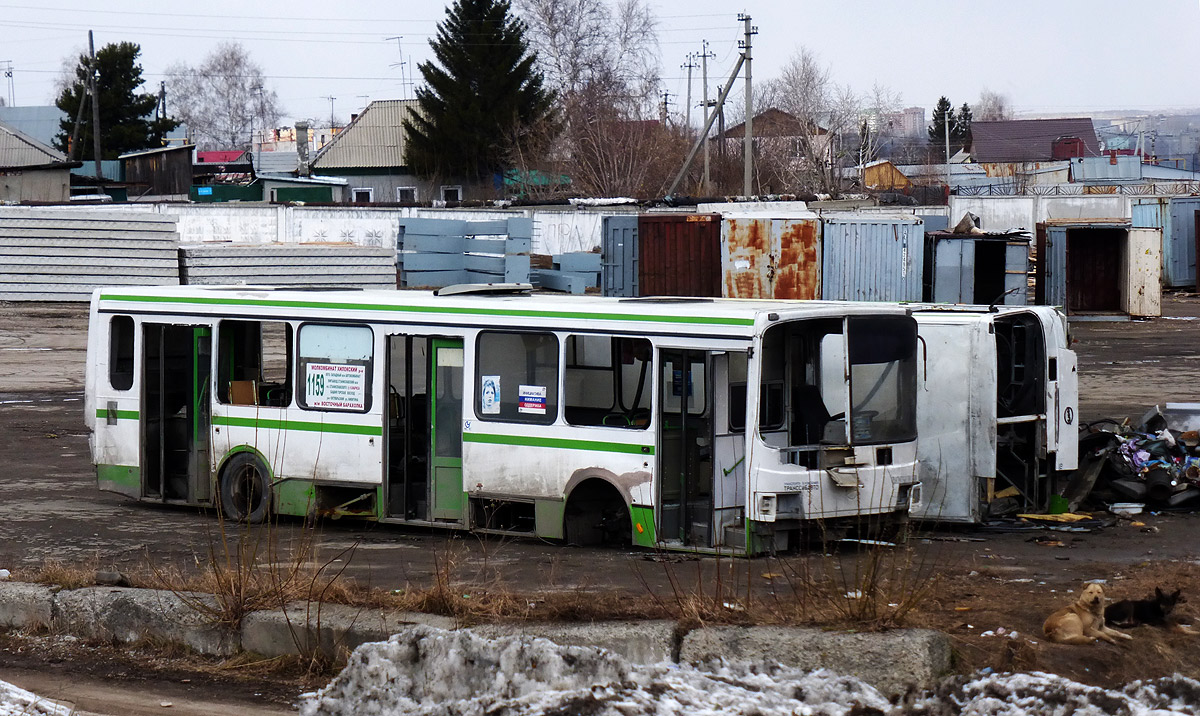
[{"left": 4, "top": 297, "right": 1200, "bottom": 708}]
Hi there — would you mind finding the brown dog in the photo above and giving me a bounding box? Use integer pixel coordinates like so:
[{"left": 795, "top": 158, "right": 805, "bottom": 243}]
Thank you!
[{"left": 1043, "top": 583, "right": 1133, "bottom": 645}]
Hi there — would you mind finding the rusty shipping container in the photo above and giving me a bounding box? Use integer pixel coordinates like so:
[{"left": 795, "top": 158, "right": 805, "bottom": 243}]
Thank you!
[
  {"left": 636, "top": 213, "right": 721, "bottom": 296},
  {"left": 721, "top": 212, "right": 821, "bottom": 299}
]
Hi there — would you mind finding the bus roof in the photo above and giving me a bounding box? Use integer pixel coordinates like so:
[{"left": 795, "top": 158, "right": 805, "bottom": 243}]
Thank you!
[{"left": 94, "top": 285, "right": 914, "bottom": 340}]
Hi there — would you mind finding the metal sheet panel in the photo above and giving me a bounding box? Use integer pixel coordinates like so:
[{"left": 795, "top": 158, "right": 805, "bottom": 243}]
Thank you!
[
  {"left": 637, "top": 214, "right": 720, "bottom": 297},
  {"left": 1003, "top": 241, "right": 1030, "bottom": 305},
  {"left": 1124, "top": 227, "right": 1162, "bottom": 317},
  {"left": 721, "top": 216, "right": 820, "bottom": 299},
  {"left": 820, "top": 216, "right": 923, "bottom": 301},
  {"left": 1042, "top": 226, "right": 1068, "bottom": 308},
  {"left": 1169, "top": 197, "right": 1200, "bottom": 287},
  {"left": 931, "top": 237, "right": 971, "bottom": 303},
  {"left": 179, "top": 244, "right": 396, "bottom": 289},
  {"left": 0, "top": 209, "right": 180, "bottom": 301},
  {"left": 1132, "top": 198, "right": 1172, "bottom": 286},
  {"left": 601, "top": 215, "right": 638, "bottom": 297}
]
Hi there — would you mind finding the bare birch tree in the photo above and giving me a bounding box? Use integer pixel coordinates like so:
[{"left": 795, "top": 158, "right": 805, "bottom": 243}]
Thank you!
[
  {"left": 510, "top": 0, "right": 671, "bottom": 197},
  {"left": 165, "top": 42, "right": 281, "bottom": 150},
  {"left": 754, "top": 48, "right": 862, "bottom": 195},
  {"left": 976, "top": 88, "right": 1014, "bottom": 121}
]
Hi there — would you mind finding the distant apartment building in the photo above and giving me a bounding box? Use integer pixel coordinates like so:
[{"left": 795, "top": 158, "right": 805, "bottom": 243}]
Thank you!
[{"left": 887, "top": 107, "right": 926, "bottom": 137}]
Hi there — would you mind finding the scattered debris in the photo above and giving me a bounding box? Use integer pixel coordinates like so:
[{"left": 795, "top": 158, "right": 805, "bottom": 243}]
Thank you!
[{"left": 1077, "top": 405, "right": 1200, "bottom": 510}]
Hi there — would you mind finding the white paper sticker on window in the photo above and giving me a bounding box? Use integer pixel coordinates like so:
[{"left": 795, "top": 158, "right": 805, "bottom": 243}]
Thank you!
[
  {"left": 518, "top": 384, "right": 546, "bottom": 415},
  {"left": 481, "top": 375, "right": 501, "bottom": 414},
  {"left": 306, "top": 363, "right": 367, "bottom": 410}
]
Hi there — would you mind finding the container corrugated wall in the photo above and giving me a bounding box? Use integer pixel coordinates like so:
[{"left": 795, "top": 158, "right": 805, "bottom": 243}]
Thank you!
[
  {"left": 1132, "top": 198, "right": 1171, "bottom": 285},
  {"left": 0, "top": 209, "right": 179, "bottom": 301},
  {"left": 637, "top": 214, "right": 720, "bottom": 297},
  {"left": 721, "top": 216, "right": 820, "bottom": 299},
  {"left": 820, "top": 216, "right": 923, "bottom": 301},
  {"left": 601, "top": 215, "right": 638, "bottom": 297},
  {"left": 179, "top": 244, "right": 397, "bottom": 289},
  {"left": 1169, "top": 197, "right": 1200, "bottom": 288}
]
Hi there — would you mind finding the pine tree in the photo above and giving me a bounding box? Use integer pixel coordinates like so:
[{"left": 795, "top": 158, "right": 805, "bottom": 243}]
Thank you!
[
  {"left": 953, "top": 102, "right": 973, "bottom": 152},
  {"left": 54, "top": 42, "right": 179, "bottom": 159},
  {"left": 927, "top": 96, "right": 953, "bottom": 147},
  {"left": 403, "top": 0, "right": 553, "bottom": 181}
]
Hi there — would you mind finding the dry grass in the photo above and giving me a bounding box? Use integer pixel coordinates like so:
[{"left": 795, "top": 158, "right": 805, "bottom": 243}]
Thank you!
[{"left": 14, "top": 557, "right": 101, "bottom": 590}]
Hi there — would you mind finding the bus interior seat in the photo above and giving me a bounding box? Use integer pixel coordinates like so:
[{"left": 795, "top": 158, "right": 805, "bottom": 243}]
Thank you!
[
  {"left": 230, "top": 380, "right": 258, "bottom": 406},
  {"left": 791, "top": 385, "right": 829, "bottom": 445}
]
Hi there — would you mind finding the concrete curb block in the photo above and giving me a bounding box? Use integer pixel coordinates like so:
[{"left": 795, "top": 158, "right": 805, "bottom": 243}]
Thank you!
[
  {"left": 51, "top": 587, "right": 238, "bottom": 657},
  {"left": 241, "top": 602, "right": 456, "bottom": 659},
  {"left": 0, "top": 582, "right": 54, "bottom": 629},
  {"left": 680, "top": 625, "right": 952, "bottom": 698},
  {"left": 0, "top": 582, "right": 953, "bottom": 695},
  {"left": 468, "top": 620, "right": 677, "bottom": 664}
]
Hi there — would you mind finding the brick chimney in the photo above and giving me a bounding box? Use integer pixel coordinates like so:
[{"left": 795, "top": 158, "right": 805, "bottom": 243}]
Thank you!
[{"left": 295, "top": 121, "right": 311, "bottom": 176}]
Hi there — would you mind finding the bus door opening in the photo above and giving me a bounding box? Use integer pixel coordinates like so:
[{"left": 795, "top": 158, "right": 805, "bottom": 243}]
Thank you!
[
  {"left": 142, "top": 324, "right": 211, "bottom": 503},
  {"left": 384, "top": 335, "right": 431, "bottom": 520},
  {"left": 658, "top": 350, "right": 714, "bottom": 547}
]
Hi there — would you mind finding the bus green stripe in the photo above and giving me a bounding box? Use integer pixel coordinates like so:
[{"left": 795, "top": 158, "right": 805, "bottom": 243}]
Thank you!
[
  {"left": 96, "top": 408, "right": 139, "bottom": 420},
  {"left": 213, "top": 415, "right": 382, "bottom": 436},
  {"left": 464, "top": 432, "right": 654, "bottom": 455},
  {"left": 99, "top": 293, "right": 755, "bottom": 327}
]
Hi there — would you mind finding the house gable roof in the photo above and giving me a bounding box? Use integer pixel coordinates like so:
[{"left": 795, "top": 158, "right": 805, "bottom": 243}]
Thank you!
[
  {"left": 970, "top": 118, "right": 1101, "bottom": 163},
  {"left": 718, "top": 108, "right": 826, "bottom": 140},
  {"left": 0, "top": 119, "right": 68, "bottom": 168},
  {"left": 311, "top": 99, "right": 417, "bottom": 170}
]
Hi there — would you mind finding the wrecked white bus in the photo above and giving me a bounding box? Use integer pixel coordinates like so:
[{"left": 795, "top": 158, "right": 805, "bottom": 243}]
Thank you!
[
  {"left": 910, "top": 305, "right": 1079, "bottom": 523},
  {"left": 83, "top": 285, "right": 921, "bottom": 555}
]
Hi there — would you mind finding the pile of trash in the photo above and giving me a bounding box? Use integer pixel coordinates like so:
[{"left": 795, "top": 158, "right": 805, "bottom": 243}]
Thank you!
[{"left": 1078, "top": 404, "right": 1200, "bottom": 509}]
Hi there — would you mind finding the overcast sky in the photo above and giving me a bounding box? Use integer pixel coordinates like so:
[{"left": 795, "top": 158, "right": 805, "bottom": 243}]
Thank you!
[{"left": 3, "top": 0, "right": 1197, "bottom": 128}]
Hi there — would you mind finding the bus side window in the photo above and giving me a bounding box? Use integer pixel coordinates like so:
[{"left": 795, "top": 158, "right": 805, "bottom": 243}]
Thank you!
[
  {"left": 217, "top": 320, "right": 293, "bottom": 407},
  {"left": 297, "top": 323, "right": 374, "bottom": 413},
  {"left": 564, "top": 335, "right": 651, "bottom": 429},
  {"left": 475, "top": 331, "right": 558, "bottom": 424},
  {"left": 109, "top": 315, "right": 135, "bottom": 391}
]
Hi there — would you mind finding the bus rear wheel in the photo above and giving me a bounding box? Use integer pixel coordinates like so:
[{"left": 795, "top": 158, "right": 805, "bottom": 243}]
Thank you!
[
  {"left": 220, "top": 453, "right": 271, "bottom": 524},
  {"left": 563, "top": 480, "right": 631, "bottom": 547}
]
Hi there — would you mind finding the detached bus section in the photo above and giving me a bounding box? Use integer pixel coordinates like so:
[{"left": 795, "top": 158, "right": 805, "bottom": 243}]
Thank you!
[
  {"left": 910, "top": 306, "right": 1078, "bottom": 523},
  {"left": 84, "top": 286, "right": 921, "bottom": 555}
]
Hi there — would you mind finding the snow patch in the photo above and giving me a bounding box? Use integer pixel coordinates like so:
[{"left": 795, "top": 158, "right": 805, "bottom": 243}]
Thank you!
[
  {"left": 0, "top": 679, "right": 72, "bottom": 716},
  {"left": 299, "top": 625, "right": 890, "bottom": 716},
  {"left": 302, "top": 626, "right": 1200, "bottom": 716}
]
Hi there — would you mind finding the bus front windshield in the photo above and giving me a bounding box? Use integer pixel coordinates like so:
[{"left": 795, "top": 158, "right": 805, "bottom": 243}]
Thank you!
[{"left": 758, "top": 315, "right": 917, "bottom": 447}]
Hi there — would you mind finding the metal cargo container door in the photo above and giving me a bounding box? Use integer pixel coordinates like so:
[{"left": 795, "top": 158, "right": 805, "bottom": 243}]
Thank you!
[
  {"left": 722, "top": 217, "right": 771, "bottom": 299},
  {"left": 1040, "top": 225, "right": 1068, "bottom": 308},
  {"left": 931, "top": 238, "right": 972, "bottom": 304},
  {"left": 601, "top": 215, "right": 638, "bottom": 297},
  {"left": 1132, "top": 200, "right": 1169, "bottom": 283},
  {"left": 772, "top": 218, "right": 819, "bottom": 299},
  {"left": 1169, "top": 197, "right": 1200, "bottom": 288},
  {"left": 821, "top": 218, "right": 922, "bottom": 301},
  {"left": 1003, "top": 241, "right": 1030, "bottom": 305},
  {"left": 637, "top": 214, "right": 720, "bottom": 297}
]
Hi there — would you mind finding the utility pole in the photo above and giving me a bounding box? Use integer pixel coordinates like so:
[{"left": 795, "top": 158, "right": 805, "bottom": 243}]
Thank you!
[
  {"left": 88, "top": 30, "right": 102, "bottom": 180},
  {"left": 69, "top": 78, "right": 88, "bottom": 161},
  {"left": 323, "top": 95, "right": 337, "bottom": 130},
  {"left": 944, "top": 105, "right": 951, "bottom": 197},
  {"left": 0, "top": 61, "right": 13, "bottom": 106},
  {"left": 738, "top": 14, "right": 757, "bottom": 197},
  {"left": 699, "top": 41, "right": 715, "bottom": 194},
  {"left": 660, "top": 91, "right": 671, "bottom": 124},
  {"left": 681, "top": 53, "right": 697, "bottom": 128}
]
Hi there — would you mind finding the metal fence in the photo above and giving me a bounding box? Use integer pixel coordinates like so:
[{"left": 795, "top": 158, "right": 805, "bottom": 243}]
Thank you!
[{"left": 956, "top": 182, "right": 1200, "bottom": 197}]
